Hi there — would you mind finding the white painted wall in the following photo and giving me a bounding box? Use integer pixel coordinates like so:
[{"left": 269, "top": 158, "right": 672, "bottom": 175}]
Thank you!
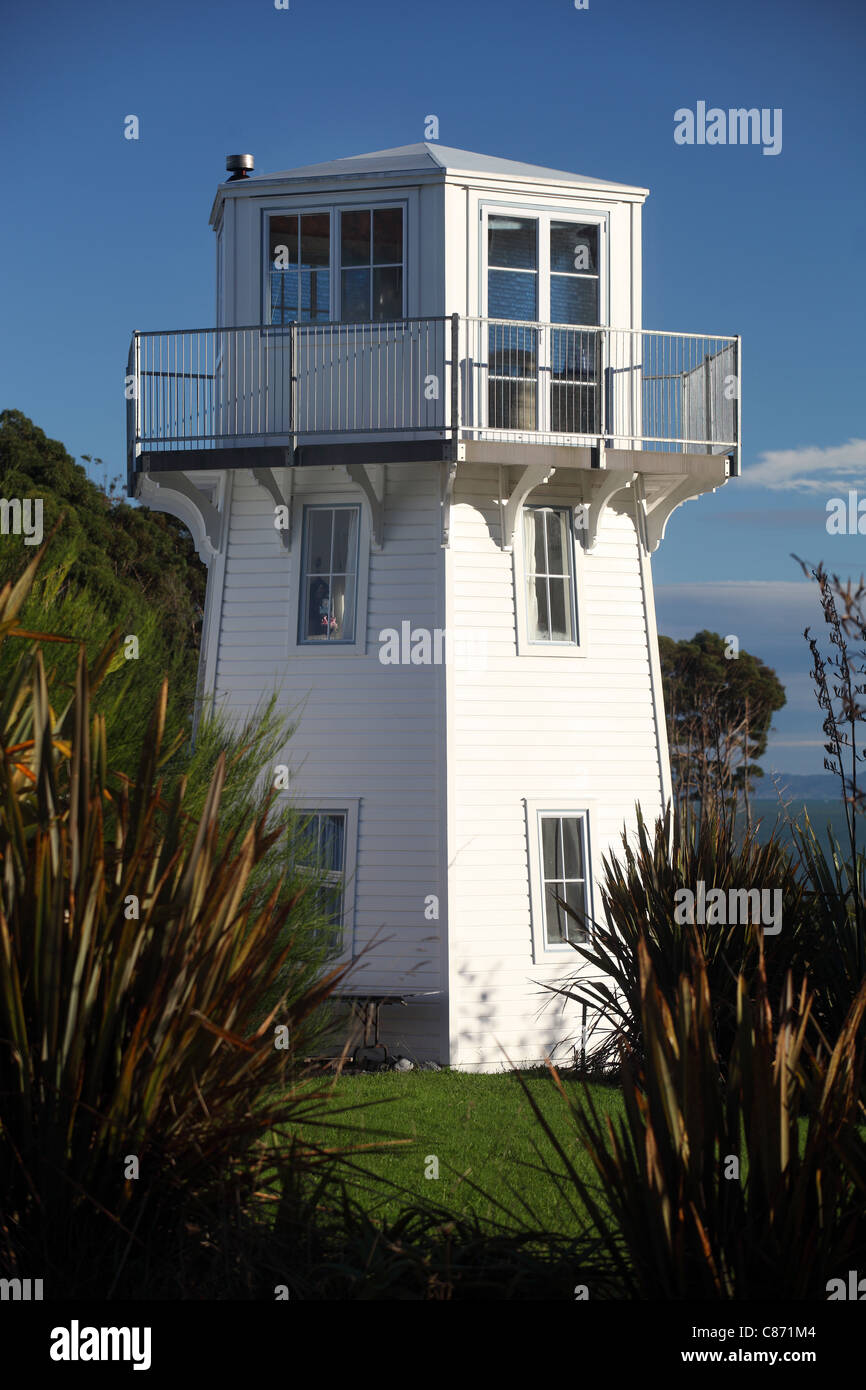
[
  {"left": 445, "top": 464, "right": 666, "bottom": 1070},
  {"left": 211, "top": 464, "right": 448, "bottom": 1061}
]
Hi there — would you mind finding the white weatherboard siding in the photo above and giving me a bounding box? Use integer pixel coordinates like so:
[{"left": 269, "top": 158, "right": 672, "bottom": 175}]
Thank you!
[
  {"left": 211, "top": 465, "right": 447, "bottom": 1062},
  {"left": 446, "top": 465, "right": 665, "bottom": 1070}
]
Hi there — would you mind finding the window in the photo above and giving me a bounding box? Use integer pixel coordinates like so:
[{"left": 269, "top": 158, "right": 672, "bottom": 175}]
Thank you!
[
  {"left": 550, "top": 222, "right": 600, "bottom": 433},
  {"left": 340, "top": 207, "right": 404, "bottom": 322},
  {"left": 523, "top": 506, "right": 577, "bottom": 643},
  {"left": 297, "top": 811, "right": 347, "bottom": 955},
  {"left": 484, "top": 209, "right": 603, "bottom": 432},
  {"left": 487, "top": 216, "right": 538, "bottom": 430},
  {"left": 299, "top": 505, "right": 360, "bottom": 644},
  {"left": 540, "top": 814, "right": 590, "bottom": 947},
  {"left": 526, "top": 800, "right": 594, "bottom": 961},
  {"left": 269, "top": 213, "right": 331, "bottom": 324}
]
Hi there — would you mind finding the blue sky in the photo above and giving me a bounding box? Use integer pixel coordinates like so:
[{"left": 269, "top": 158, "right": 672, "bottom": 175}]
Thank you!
[{"left": 1, "top": 0, "right": 864, "bottom": 775}]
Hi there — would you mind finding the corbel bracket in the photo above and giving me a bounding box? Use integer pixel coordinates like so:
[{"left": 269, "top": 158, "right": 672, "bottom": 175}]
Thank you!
[
  {"left": 581, "top": 470, "right": 637, "bottom": 552},
  {"left": 642, "top": 474, "right": 717, "bottom": 553},
  {"left": 143, "top": 471, "right": 224, "bottom": 561},
  {"left": 346, "top": 463, "right": 385, "bottom": 550},
  {"left": 500, "top": 463, "right": 556, "bottom": 551},
  {"left": 440, "top": 461, "right": 457, "bottom": 548},
  {"left": 252, "top": 467, "right": 293, "bottom": 550}
]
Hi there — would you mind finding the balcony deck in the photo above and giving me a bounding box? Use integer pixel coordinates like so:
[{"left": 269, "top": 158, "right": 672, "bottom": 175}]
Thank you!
[{"left": 127, "top": 315, "right": 740, "bottom": 487}]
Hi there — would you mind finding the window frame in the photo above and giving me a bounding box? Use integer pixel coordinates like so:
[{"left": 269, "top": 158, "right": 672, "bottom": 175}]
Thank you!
[
  {"left": 266, "top": 210, "right": 333, "bottom": 327},
  {"left": 480, "top": 203, "right": 608, "bottom": 438},
  {"left": 338, "top": 206, "right": 407, "bottom": 323},
  {"left": 262, "top": 201, "right": 408, "bottom": 327},
  {"left": 295, "top": 502, "right": 363, "bottom": 649},
  {"left": 514, "top": 501, "right": 587, "bottom": 657},
  {"left": 525, "top": 800, "right": 596, "bottom": 963},
  {"left": 286, "top": 496, "right": 370, "bottom": 658},
  {"left": 290, "top": 797, "right": 359, "bottom": 962},
  {"left": 480, "top": 204, "right": 608, "bottom": 328}
]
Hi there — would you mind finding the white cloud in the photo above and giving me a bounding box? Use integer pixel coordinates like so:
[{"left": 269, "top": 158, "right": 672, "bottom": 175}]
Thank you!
[{"left": 742, "top": 438, "right": 866, "bottom": 492}]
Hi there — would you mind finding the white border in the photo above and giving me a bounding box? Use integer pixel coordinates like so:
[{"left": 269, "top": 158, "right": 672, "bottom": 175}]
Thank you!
[
  {"left": 513, "top": 501, "right": 588, "bottom": 658},
  {"left": 288, "top": 795, "right": 360, "bottom": 963},
  {"left": 286, "top": 495, "right": 371, "bottom": 658},
  {"left": 525, "top": 798, "right": 597, "bottom": 965}
]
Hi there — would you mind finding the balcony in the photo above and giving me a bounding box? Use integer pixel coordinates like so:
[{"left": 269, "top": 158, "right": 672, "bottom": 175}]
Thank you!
[{"left": 126, "top": 315, "right": 740, "bottom": 487}]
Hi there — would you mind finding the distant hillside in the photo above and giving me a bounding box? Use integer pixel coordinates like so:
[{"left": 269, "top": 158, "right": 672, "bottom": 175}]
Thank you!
[
  {"left": 738, "top": 797, "right": 853, "bottom": 852},
  {"left": 765, "top": 772, "right": 840, "bottom": 801},
  {"left": 0, "top": 409, "right": 207, "bottom": 776}
]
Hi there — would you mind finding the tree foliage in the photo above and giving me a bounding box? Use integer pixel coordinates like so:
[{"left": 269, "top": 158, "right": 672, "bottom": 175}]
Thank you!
[
  {"left": 659, "top": 629, "right": 785, "bottom": 819},
  {"left": 0, "top": 409, "right": 207, "bottom": 775}
]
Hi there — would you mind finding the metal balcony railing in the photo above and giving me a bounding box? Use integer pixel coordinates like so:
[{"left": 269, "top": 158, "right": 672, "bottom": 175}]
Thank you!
[{"left": 127, "top": 315, "right": 740, "bottom": 473}]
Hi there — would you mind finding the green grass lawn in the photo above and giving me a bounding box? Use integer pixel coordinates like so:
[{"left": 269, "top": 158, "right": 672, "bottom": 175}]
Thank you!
[{"left": 295, "top": 1068, "right": 625, "bottom": 1233}]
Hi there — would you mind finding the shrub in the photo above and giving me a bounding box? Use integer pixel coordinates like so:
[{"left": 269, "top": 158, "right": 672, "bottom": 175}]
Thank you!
[
  {"left": 0, "top": 549, "right": 352, "bottom": 1297},
  {"left": 526, "top": 940, "right": 866, "bottom": 1299}
]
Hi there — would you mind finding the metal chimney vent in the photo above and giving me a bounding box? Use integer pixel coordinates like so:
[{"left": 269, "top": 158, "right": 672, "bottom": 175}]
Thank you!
[{"left": 225, "top": 154, "right": 254, "bottom": 180}]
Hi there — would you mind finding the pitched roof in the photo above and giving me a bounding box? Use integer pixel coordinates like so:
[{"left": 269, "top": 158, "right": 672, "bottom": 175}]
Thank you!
[{"left": 244, "top": 142, "right": 645, "bottom": 193}]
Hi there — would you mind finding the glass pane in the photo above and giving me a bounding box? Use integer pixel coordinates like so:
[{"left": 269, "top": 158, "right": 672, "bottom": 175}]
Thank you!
[
  {"left": 551, "top": 328, "right": 596, "bottom": 381},
  {"left": 524, "top": 509, "right": 545, "bottom": 576},
  {"left": 331, "top": 508, "right": 356, "bottom": 574},
  {"left": 373, "top": 207, "right": 403, "bottom": 264},
  {"left": 328, "top": 575, "right": 347, "bottom": 639},
  {"left": 372, "top": 265, "right": 402, "bottom": 320},
  {"left": 320, "top": 814, "right": 345, "bottom": 872},
  {"left": 488, "top": 323, "right": 538, "bottom": 376},
  {"left": 488, "top": 268, "right": 537, "bottom": 322},
  {"left": 318, "top": 885, "right": 344, "bottom": 928},
  {"left": 341, "top": 268, "right": 370, "bottom": 322},
  {"left": 551, "top": 275, "right": 599, "bottom": 326},
  {"left": 561, "top": 818, "right": 584, "bottom": 879},
  {"left": 549, "top": 577, "right": 572, "bottom": 641},
  {"left": 304, "top": 576, "right": 332, "bottom": 640},
  {"left": 340, "top": 573, "right": 356, "bottom": 642},
  {"left": 306, "top": 510, "right": 333, "bottom": 574},
  {"left": 269, "top": 215, "right": 298, "bottom": 266},
  {"left": 541, "top": 818, "right": 561, "bottom": 877},
  {"left": 550, "top": 222, "right": 598, "bottom": 275},
  {"left": 340, "top": 210, "right": 370, "bottom": 267},
  {"left": 564, "top": 882, "right": 588, "bottom": 942},
  {"left": 299, "top": 268, "right": 329, "bottom": 322},
  {"left": 488, "top": 216, "right": 537, "bottom": 270},
  {"left": 300, "top": 214, "right": 330, "bottom": 267},
  {"left": 545, "top": 509, "right": 567, "bottom": 576},
  {"left": 270, "top": 268, "right": 298, "bottom": 324},
  {"left": 489, "top": 379, "right": 537, "bottom": 431},
  {"left": 530, "top": 576, "right": 549, "bottom": 639},
  {"left": 545, "top": 885, "right": 567, "bottom": 944},
  {"left": 552, "top": 383, "right": 597, "bottom": 434},
  {"left": 297, "top": 813, "right": 320, "bottom": 865}
]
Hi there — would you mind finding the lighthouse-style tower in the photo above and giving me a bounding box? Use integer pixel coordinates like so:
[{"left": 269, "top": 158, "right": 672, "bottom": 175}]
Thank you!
[{"left": 126, "top": 143, "right": 740, "bottom": 1070}]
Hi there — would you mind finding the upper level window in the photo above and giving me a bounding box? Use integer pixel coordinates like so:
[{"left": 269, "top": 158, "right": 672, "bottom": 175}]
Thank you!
[
  {"left": 269, "top": 213, "right": 331, "bottom": 324},
  {"left": 523, "top": 505, "right": 577, "bottom": 643},
  {"left": 299, "top": 505, "right": 360, "bottom": 644},
  {"left": 340, "top": 208, "right": 404, "bottom": 321},
  {"left": 485, "top": 211, "right": 602, "bottom": 433},
  {"left": 549, "top": 222, "right": 599, "bottom": 326},
  {"left": 540, "top": 813, "right": 590, "bottom": 946}
]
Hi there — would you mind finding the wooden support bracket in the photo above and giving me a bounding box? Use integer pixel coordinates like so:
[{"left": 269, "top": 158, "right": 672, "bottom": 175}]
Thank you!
[
  {"left": 500, "top": 463, "right": 556, "bottom": 551},
  {"left": 346, "top": 463, "right": 385, "bottom": 550}
]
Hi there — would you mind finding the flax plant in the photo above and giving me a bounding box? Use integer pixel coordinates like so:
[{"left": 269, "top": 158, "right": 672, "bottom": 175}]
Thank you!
[{"left": 0, "top": 547, "right": 356, "bottom": 1295}]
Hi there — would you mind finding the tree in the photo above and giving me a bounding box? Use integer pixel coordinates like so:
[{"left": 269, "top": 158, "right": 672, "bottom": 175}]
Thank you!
[
  {"left": 0, "top": 409, "right": 207, "bottom": 776},
  {"left": 658, "top": 630, "right": 785, "bottom": 823}
]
